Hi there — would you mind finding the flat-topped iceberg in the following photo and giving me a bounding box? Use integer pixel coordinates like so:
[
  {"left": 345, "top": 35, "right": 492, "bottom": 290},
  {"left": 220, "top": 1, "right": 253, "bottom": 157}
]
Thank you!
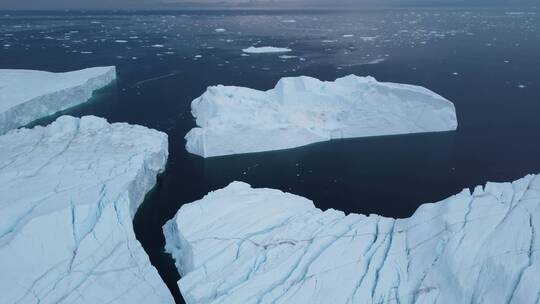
[
  {"left": 0, "top": 116, "right": 174, "bottom": 303},
  {"left": 0, "top": 66, "right": 116, "bottom": 135},
  {"left": 185, "top": 75, "right": 457, "bottom": 157},
  {"left": 165, "top": 176, "right": 540, "bottom": 304},
  {"left": 242, "top": 46, "right": 292, "bottom": 53}
]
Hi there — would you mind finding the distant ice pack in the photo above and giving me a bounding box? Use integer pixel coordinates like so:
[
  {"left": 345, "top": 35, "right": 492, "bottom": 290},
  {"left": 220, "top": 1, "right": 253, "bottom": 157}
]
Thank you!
[
  {"left": 0, "top": 116, "right": 174, "bottom": 303},
  {"left": 0, "top": 66, "right": 116, "bottom": 135},
  {"left": 165, "top": 176, "right": 540, "bottom": 304},
  {"left": 185, "top": 75, "right": 458, "bottom": 157}
]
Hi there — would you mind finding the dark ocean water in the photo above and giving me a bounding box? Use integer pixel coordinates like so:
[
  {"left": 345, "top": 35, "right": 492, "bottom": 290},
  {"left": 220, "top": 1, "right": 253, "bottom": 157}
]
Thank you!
[{"left": 1, "top": 8, "right": 539, "bottom": 303}]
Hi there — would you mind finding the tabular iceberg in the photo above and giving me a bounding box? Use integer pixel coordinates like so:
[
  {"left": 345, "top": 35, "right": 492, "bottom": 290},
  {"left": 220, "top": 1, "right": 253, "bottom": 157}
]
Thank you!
[
  {"left": 0, "top": 66, "right": 116, "bottom": 135},
  {"left": 185, "top": 75, "right": 457, "bottom": 157},
  {"left": 165, "top": 177, "right": 540, "bottom": 304},
  {"left": 0, "top": 116, "right": 174, "bottom": 303}
]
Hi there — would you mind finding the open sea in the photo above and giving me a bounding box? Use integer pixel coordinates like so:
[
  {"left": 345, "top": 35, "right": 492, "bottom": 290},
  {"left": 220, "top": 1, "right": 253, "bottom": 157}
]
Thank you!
[{"left": 1, "top": 7, "right": 539, "bottom": 302}]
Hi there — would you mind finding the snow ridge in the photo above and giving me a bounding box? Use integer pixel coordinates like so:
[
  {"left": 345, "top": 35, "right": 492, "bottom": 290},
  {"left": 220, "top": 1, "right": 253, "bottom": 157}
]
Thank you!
[
  {"left": 165, "top": 176, "right": 540, "bottom": 304},
  {"left": 0, "top": 116, "right": 174, "bottom": 303}
]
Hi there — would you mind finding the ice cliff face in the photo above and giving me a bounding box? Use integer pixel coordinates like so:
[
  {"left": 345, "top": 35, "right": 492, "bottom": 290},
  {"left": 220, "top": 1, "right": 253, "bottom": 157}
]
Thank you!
[
  {"left": 165, "top": 177, "right": 540, "bottom": 304},
  {"left": 0, "top": 67, "right": 116, "bottom": 135},
  {"left": 0, "top": 116, "right": 174, "bottom": 303},
  {"left": 185, "top": 75, "right": 457, "bottom": 157}
]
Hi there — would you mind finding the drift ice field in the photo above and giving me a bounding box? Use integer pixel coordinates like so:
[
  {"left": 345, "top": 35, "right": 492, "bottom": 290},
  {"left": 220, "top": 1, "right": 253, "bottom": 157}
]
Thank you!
[{"left": 1, "top": 7, "right": 539, "bottom": 304}]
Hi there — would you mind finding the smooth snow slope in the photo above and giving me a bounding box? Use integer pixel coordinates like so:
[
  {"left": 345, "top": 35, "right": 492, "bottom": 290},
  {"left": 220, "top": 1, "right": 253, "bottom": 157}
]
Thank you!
[
  {"left": 0, "top": 67, "right": 116, "bottom": 135},
  {"left": 165, "top": 177, "right": 540, "bottom": 304},
  {"left": 185, "top": 75, "right": 457, "bottom": 157},
  {"left": 0, "top": 116, "right": 174, "bottom": 303}
]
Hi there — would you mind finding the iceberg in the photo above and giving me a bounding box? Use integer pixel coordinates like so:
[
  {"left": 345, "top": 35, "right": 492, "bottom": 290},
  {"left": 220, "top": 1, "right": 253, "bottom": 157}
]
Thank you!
[
  {"left": 165, "top": 177, "right": 540, "bottom": 304},
  {"left": 0, "top": 116, "right": 174, "bottom": 303},
  {"left": 0, "top": 66, "right": 116, "bottom": 135},
  {"left": 185, "top": 75, "right": 457, "bottom": 157},
  {"left": 242, "top": 46, "right": 293, "bottom": 54}
]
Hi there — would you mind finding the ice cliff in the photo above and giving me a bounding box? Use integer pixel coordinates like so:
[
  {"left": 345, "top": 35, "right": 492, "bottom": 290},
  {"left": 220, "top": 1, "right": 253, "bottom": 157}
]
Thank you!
[
  {"left": 0, "top": 67, "right": 116, "bottom": 135},
  {"left": 185, "top": 75, "right": 457, "bottom": 157},
  {"left": 165, "top": 176, "right": 540, "bottom": 304},
  {"left": 0, "top": 116, "right": 174, "bottom": 303}
]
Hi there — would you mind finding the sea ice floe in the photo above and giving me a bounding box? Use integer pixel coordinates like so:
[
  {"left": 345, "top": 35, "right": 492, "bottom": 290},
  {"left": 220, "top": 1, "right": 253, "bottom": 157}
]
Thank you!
[{"left": 242, "top": 46, "right": 292, "bottom": 54}]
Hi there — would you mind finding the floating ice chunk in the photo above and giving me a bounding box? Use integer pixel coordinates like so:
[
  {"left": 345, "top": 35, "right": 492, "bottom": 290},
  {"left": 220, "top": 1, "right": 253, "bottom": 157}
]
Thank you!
[
  {"left": 0, "top": 115, "right": 173, "bottom": 303},
  {"left": 152, "top": 44, "right": 165, "bottom": 48},
  {"left": 278, "top": 55, "right": 298, "bottom": 59},
  {"left": 0, "top": 66, "right": 116, "bottom": 135},
  {"left": 165, "top": 175, "right": 540, "bottom": 304},
  {"left": 342, "top": 34, "right": 355, "bottom": 38},
  {"left": 185, "top": 75, "right": 458, "bottom": 157},
  {"left": 242, "top": 46, "right": 292, "bottom": 54},
  {"left": 360, "top": 36, "right": 377, "bottom": 41},
  {"left": 214, "top": 28, "right": 226, "bottom": 33},
  {"left": 114, "top": 39, "right": 128, "bottom": 43},
  {"left": 365, "top": 58, "right": 385, "bottom": 64}
]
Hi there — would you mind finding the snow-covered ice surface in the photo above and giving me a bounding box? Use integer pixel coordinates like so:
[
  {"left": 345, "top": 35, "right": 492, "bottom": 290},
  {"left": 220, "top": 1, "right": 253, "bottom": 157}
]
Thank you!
[
  {"left": 165, "top": 176, "right": 540, "bottom": 304},
  {"left": 0, "top": 116, "right": 174, "bottom": 303},
  {"left": 242, "top": 46, "right": 292, "bottom": 53},
  {"left": 185, "top": 75, "right": 457, "bottom": 157},
  {"left": 0, "top": 66, "right": 116, "bottom": 135}
]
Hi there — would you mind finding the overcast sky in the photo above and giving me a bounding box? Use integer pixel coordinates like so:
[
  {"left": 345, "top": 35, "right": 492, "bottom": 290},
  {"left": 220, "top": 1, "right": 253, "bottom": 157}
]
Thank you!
[{"left": 0, "top": 0, "right": 534, "bottom": 10}]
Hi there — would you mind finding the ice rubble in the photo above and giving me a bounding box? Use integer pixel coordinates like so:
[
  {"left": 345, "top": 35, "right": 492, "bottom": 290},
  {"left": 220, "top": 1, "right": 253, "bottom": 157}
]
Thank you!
[
  {"left": 0, "top": 116, "right": 174, "bottom": 303},
  {"left": 242, "top": 46, "right": 293, "bottom": 53},
  {"left": 185, "top": 75, "right": 457, "bottom": 157},
  {"left": 165, "top": 177, "right": 540, "bottom": 304},
  {"left": 0, "top": 66, "right": 116, "bottom": 135}
]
